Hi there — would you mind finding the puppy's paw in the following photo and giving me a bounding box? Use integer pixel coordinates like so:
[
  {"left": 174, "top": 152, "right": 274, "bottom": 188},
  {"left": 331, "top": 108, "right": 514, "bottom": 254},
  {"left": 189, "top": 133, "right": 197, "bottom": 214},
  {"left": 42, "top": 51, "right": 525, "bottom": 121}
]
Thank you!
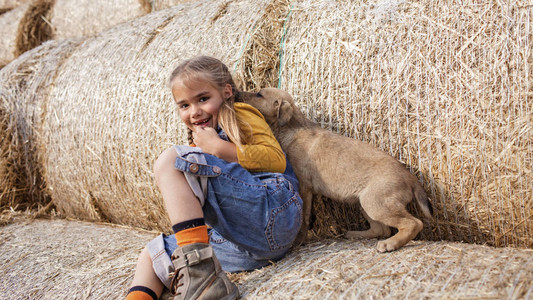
[
  {"left": 376, "top": 240, "right": 400, "bottom": 252},
  {"left": 292, "top": 229, "right": 308, "bottom": 247}
]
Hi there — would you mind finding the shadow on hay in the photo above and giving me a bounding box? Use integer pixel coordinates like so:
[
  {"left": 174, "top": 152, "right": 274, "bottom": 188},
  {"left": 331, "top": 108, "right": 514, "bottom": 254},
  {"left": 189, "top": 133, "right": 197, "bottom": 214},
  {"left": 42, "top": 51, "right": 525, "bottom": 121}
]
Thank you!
[
  {"left": 0, "top": 39, "right": 81, "bottom": 214},
  {"left": 286, "top": 102, "right": 493, "bottom": 246},
  {"left": 0, "top": 97, "right": 50, "bottom": 212},
  {"left": 309, "top": 168, "right": 492, "bottom": 246}
]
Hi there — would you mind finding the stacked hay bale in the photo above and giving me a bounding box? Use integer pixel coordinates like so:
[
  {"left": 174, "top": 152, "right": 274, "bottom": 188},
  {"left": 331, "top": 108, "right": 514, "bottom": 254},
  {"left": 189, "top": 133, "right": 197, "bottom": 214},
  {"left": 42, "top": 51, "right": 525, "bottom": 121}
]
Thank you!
[
  {"left": 0, "top": 39, "right": 81, "bottom": 211},
  {"left": 0, "top": 0, "right": 27, "bottom": 14},
  {"left": 1, "top": 0, "right": 184, "bottom": 68},
  {"left": 1, "top": 0, "right": 531, "bottom": 250},
  {"left": 0, "top": 4, "right": 25, "bottom": 67},
  {"left": 0, "top": 0, "right": 54, "bottom": 68},
  {"left": 0, "top": 91, "right": 17, "bottom": 208},
  {"left": 148, "top": 0, "right": 194, "bottom": 11},
  {"left": 41, "top": 0, "right": 276, "bottom": 230},
  {"left": 275, "top": 0, "right": 532, "bottom": 248},
  {"left": 1, "top": 219, "right": 532, "bottom": 299},
  {"left": 49, "top": 0, "right": 152, "bottom": 40}
]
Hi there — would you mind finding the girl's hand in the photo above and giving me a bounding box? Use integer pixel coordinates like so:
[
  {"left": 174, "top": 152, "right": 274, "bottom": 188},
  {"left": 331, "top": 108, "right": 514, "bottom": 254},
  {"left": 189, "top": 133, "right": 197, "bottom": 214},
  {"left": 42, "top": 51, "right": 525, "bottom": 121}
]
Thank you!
[
  {"left": 193, "top": 127, "right": 238, "bottom": 162},
  {"left": 192, "top": 126, "right": 219, "bottom": 148}
]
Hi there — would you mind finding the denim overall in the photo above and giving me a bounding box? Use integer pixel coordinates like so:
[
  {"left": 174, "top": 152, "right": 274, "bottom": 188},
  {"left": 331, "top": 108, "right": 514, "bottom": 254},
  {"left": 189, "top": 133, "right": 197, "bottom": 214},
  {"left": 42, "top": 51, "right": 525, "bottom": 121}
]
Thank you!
[{"left": 147, "top": 129, "right": 302, "bottom": 288}]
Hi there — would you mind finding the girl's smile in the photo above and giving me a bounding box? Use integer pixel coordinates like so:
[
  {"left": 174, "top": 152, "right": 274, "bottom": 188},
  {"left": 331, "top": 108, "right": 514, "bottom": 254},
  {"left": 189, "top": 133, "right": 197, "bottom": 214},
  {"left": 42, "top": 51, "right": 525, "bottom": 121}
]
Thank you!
[{"left": 171, "top": 78, "right": 232, "bottom": 132}]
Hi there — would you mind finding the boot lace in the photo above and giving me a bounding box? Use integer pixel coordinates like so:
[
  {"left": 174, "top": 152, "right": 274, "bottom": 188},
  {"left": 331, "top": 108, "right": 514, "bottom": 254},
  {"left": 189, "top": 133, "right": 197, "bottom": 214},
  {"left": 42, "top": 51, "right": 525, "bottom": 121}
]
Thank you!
[{"left": 169, "top": 254, "right": 185, "bottom": 298}]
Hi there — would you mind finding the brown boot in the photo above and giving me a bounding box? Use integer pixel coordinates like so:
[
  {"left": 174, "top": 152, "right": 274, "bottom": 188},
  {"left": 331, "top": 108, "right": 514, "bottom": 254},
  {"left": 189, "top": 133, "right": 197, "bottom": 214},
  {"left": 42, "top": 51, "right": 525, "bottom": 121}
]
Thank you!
[{"left": 168, "top": 243, "right": 239, "bottom": 300}]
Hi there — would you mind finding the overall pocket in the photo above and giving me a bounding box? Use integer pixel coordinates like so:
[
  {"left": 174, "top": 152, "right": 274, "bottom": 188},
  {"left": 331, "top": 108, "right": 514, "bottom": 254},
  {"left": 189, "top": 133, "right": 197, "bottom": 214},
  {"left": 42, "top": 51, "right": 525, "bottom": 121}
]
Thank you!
[{"left": 265, "top": 193, "right": 303, "bottom": 251}]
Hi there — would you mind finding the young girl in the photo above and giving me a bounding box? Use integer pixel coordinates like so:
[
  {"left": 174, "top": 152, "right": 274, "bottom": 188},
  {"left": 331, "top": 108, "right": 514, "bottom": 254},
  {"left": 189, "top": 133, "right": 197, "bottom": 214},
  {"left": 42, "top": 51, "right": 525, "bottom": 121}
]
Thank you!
[{"left": 126, "top": 56, "right": 302, "bottom": 300}]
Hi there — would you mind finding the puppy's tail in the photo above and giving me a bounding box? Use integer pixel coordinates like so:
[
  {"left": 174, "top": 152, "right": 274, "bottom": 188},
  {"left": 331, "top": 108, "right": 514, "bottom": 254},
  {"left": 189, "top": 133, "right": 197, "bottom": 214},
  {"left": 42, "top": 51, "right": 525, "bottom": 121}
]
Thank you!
[{"left": 414, "top": 184, "right": 433, "bottom": 220}]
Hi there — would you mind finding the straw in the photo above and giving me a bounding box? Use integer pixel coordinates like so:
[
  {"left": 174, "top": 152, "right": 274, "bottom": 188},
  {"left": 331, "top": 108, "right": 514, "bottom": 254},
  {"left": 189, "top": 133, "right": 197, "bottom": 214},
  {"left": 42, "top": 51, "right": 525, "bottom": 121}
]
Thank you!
[
  {"left": 1, "top": 0, "right": 531, "bottom": 249},
  {"left": 0, "top": 3, "right": 28, "bottom": 67},
  {"left": 275, "top": 0, "right": 532, "bottom": 248},
  {"left": 232, "top": 0, "right": 291, "bottom": 91},
  {"left": 0, "top": 0, "right": 27, "bottom": 14},
  {"left": 0, "top": 39, "right": 81, "bottom": 211},
  {"left": 41, "top": 0, "right": 274, "bottom": 231},
  {"left": 1, "top": 218, "right": 532, "bottom": 299},
  {"left": 147, "top": 0, "right": 195, "bottom": 11},
  {"left": 50, "top": 0, "right": 152, "bottom": 40},
  {"left": 0, "top": 0, "right": 54, "bottom": 68}
]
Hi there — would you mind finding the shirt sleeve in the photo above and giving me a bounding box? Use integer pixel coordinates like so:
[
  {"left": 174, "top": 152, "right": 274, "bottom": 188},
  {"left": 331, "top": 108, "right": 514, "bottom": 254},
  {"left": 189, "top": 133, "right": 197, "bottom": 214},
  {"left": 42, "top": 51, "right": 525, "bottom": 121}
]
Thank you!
[{"left": 234, "top": 103, "right": 286, "bottom": 173}]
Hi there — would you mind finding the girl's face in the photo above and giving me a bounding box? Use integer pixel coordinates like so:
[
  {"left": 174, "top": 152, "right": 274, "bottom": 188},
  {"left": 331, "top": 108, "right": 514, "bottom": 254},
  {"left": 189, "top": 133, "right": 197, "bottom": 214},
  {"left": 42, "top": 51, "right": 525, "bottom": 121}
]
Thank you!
[{"left": 171, "top": 77, "right": 233, "bottom": 132}]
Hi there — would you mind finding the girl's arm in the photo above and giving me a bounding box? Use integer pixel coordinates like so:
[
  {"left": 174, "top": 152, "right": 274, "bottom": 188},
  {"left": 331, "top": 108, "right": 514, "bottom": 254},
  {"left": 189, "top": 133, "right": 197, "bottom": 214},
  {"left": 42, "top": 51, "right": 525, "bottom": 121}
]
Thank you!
[
  {"left": 192, "top": 103, "right": 286, "bottom": 173},
  {"left": 234, "top": 103, "right": 286, "bottom": 173},
  {"left": 192, "top": 126, "right": 239, "bottom": 163}
]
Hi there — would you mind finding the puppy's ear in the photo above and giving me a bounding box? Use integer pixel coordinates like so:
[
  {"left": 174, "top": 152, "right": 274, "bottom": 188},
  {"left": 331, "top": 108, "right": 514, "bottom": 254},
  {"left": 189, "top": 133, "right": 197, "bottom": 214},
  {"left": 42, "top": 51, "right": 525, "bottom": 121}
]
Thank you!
[{"left": 276, "top": 99, "right": 293, "bottom": 126}]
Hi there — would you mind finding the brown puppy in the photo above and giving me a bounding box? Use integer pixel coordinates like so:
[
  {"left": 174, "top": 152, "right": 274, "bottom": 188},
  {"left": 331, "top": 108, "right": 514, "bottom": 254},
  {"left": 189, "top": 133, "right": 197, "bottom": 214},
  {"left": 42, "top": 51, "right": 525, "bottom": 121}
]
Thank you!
[{"left": 240, "top": 88, "right": 433, "bottom": 252}]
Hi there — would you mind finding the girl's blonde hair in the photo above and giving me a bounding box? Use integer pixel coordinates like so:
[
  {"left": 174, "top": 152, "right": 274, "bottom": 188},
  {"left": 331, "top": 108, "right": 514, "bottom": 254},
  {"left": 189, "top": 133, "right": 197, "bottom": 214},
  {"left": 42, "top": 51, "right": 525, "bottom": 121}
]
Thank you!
[{"left": 169, "top": 56, "right": 252, "bottom": 149}]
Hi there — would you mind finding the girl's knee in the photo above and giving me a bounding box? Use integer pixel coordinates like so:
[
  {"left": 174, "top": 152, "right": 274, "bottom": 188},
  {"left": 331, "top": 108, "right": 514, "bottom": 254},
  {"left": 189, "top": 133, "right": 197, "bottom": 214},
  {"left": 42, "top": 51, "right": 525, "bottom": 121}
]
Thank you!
[
  {"left": 137, "top": 247, "right": 152, "bottom": 265},
  {"left": 154, "top": 147, "right": 178, "bottom": 181}
]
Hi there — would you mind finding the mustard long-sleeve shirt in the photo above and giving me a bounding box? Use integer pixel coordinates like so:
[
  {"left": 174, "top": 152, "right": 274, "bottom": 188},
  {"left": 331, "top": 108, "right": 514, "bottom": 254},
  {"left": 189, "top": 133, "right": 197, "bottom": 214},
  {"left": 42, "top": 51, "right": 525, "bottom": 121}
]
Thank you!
[{"left": 233, "top": 102, "right": 286, "bottom": 173}]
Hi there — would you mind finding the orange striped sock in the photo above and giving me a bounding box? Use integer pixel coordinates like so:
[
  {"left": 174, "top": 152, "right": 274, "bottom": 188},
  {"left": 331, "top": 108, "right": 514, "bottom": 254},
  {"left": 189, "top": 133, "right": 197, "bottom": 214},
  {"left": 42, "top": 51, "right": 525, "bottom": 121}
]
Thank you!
[
  {"left": 126, "top": 286, "right": 157, "bottom": 300},
  {"left": 175, "top": 225, "right": 209, "bottom": 246}
]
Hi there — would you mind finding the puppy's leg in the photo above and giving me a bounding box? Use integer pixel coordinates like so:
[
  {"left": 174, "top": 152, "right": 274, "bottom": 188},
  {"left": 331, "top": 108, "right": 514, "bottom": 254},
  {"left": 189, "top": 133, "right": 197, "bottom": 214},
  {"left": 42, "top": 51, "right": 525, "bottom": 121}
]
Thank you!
[
  {"left": 359, "top": 192, "right": 423, "bottom": 252},
  {"left": 345, "top": 210, "right": 391, "bottom": 239},
  {"left": 374, "top": 212, "right": 422, "bottom": 252},
  {"left": 293, "top": 187, "right": 312, "bottom": 246}
]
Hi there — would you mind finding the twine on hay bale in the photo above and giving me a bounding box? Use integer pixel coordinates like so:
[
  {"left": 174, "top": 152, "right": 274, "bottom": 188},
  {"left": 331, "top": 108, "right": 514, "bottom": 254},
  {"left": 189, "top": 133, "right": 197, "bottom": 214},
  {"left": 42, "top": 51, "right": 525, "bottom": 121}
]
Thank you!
[
  {"left": 272, "top": 0, "right": 533, "bottom": 248},
  {"left": 233, "top": 0, "right": 291, "bottom": 91},
  {"left": 0, "top": 0, "right": 54, "bottom": 68},
  {"left": 41, "top": 0, "right": 274, "bottom": 231},
  {"left": 0, "top": 39, "right": 81, "bottom": 211},
  {"left": 49, "top": 0, "right": 152, "bottom": 40},
  {"left": 2, "top": 0, "right": 531, "bottom": 249},
  {"left": 0, "top": 218, "right": 532, "bottom": 299}
]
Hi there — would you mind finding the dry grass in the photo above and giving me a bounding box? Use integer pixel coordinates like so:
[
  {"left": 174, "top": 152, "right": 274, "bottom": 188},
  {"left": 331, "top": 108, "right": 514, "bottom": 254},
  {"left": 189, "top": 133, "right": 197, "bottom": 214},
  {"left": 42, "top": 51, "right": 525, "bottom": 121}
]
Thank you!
[
  {"left": 275, "top": 0, "right": 533, "bottom": 248},
  {"left": 0, "top": 218, "right": 532, "bottom": 299},
  {"left": 1, "top": 0, "right": 532, "bottom": 250},
  {"left": 0, "top": 2, "right": 28, "bottom": 67},
  {"left": 15, "top": 0, "right": 54, "bottom": 56},
  {"left": 233, "top": 0, "right": 291, "bottom": 91},
  {"left": 41, "top": 0, "right": 273, "bottom": 231},
  {"left": 0, "top": 0, "right": 27, "bottom": 14},
  {"left": 0, "top": 0, "right": 27, "bottom": 9},
  {"left": 0, "top": 39, "right": 81, "bottom": 211},
  {"left": 233, "top": 238, "right": 533, "bottom": 299},
  {"left": 0, "top": 218, "right": 155, "bottom": 299},
  {"left": 0, "top": 91, "right": 18, "bottom": 209},
  {"left": 148, "top": 0, "right": 195, "bottom": 11},
  {"left": 0, "top": 0, "right": 54, "bottom": 68},
  {"left": 50, "top": 0, "right": 151, "bottom": 40}
]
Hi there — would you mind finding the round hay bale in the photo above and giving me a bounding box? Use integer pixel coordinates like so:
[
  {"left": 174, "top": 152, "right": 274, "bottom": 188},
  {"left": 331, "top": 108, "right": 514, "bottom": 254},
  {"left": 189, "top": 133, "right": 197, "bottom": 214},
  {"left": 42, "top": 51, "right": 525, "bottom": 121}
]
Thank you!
[
  {"left": 1, "top": 218, "right": 532, "bottom": 299},
  {"left": 0, "top": 0, "right": 27, "bottom": 14},
  {"left": 274, "top": 1, "right": 533, "bottom": 248},
  {"left": 43, "top": 0, "right": 275, "bottom": 231},
  {"left": 0, "top": 39, "right": 82, "bottom": 211},
  {"left": 0, "top": 91, "right": 18, "bottom": 209},
  {"left": 0, "top": 0, "right": 54, "bottom": 68},
  {"left": 0, "top": 3, "right": 27, "bottom": 67},
  {"left": 149, "top": 0, "right": 195, "bottom": 11},
  {"left": 233, "top": 238, "right": 533, "bottom": 299},
  {"left": 0, "top": 218, "right": 155, "bottom": 299},
  {"left": 0, "top": 0, "right": 26, "bottom": 8},
  {"left": 50, "top": 0, "right": 152, "bottom": 40}
]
